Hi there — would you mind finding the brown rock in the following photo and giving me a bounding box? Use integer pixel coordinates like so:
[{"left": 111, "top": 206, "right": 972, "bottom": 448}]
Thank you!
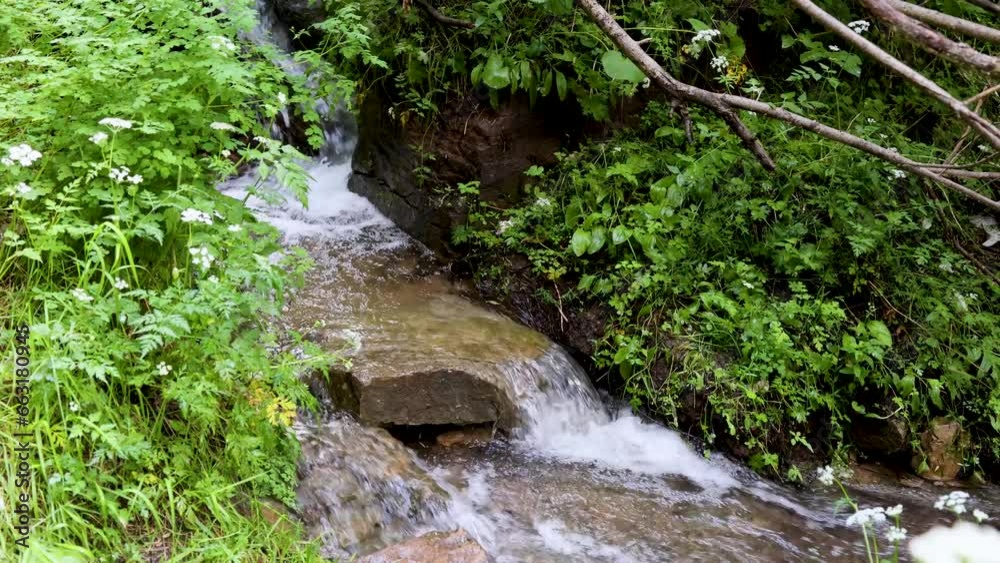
[
  {"left": 258, "top": 498, "right": 296, "bottom": 534},
  {"left": 435, "top": 427, "right": 494, "bottom": 447},
  {"left": 358, "top": 529, "right": 490, "bottom": 563},
  {"left": 912, "top": 417, "right": 969, "bottom": 481}
]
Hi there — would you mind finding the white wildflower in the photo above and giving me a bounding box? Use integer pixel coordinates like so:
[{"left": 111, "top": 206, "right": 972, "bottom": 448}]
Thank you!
[
  {"left": 99, "top": 117, "right": 133, "bottom": 130},
  {"left": 209, "top": 36, "right": 236, "bottom": 52},
  {"left": 127, "top": 174, "right": 143, "bottom": 185},
  {"left": 886, "top": 526, "right": 907, "bottom": 543},
  {"left": 5, "top": 144, "right": 42, "bottom": 167},
  {"left": 921, "top": 217, "right": 933, "bottom": 230},
  {"left": 180, "top": 208, "right": 213, "bottom": 225},
  {"left": 89, "top": 131, "right": 109, "bottom": 144},
  {"left": 109, "top": 166, "right": 131, "bottom": 183},
  {"left": 934, "top": 491, "right": 970, "bottom": 515},
  {"left": 816, "top": 465, "right": 835, "bottom": 486},
  {"left": 207, "top": 275, "right": 219, "bottom": 283},
  {"left": 15, "top": 182, "right": 31, "bottom": 195},
  {"left": 866, "top": 118, "right": 876, "bottom": 124},
  {"left": 848, "top": 20, "right": 871, "bottom": 34},
  {"left": 113, "top": 278, "right": 129, "bottom": 290},
  {"left": 974, "top": 509, "right": 989, "bottom": 523},
  {"left": 891, "top": 169, "right": 907, "bottom": 179},
  {"left": 710, "top": 56, "right": 729, "bottom": 72},
  {"left": 613, "top": 146, "right": 623, "bottom": 153},
  {"left": 496, "top": 219, "right": 514, "bottom": 236},
  {"left": 1, "top": 158, "right": 10, "bottom": 166},
  {"left": 227, "top": 224, "right": 242, "bottom": 232},
  {"left": 939, "top": 261, "right": 955, "bottom": 274},
  {"left": 48, "top": 474, "right": 62, "bottom": 485},
  {"left": 886, "top": 504, "right": 903, "bottom": 517},
  {"left": 743, "top": 281, "right": 754, "bottom": 289},
  {"left": 846, "top": 507, "right": 886, "bottom": 527},
  {"left": 977, "top": 144, "right": 990, "bottom": 152},
  {"left": 71, "top": 288, "right": 93, "bottom": 303},
  {"left": 828, "top": 45, "right": 840, "bottom": 52},
  {"left": 910, "top": 521, "right": 1000, "bottom": 563},
  {"left": 221, "top": 149, "right": 232, "bottom": 157},
  {"left": 68, "top": 401, "right": 79, "bottom": 413},
  {"left": 691, "top": 29, "right": 721, "bottom": 44},
  {"left": 277, "top": 92, "right": 287, "bottom": 105},
  {"left": 955, "top": 292, "right": 968, "bottom": 311},
  {"left": 535, "top": 197, "right": 552, "bottom": 208},
  {"left": 156, "top": 362, "right": 173, "bottom": 376},
  {"left": 210, "top": 122, "right": 237, "bottom": 131},
  {"left": 189, "top": 246, "right": 214, "bottom": 269}
]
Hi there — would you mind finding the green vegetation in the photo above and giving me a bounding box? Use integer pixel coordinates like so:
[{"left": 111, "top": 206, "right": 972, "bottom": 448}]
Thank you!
[
  {"left": 308, "top": 0, "right": 1000, "bottom": 477},
  {"left": 1, "top": 0, "right": 332, "bottom": 559}
]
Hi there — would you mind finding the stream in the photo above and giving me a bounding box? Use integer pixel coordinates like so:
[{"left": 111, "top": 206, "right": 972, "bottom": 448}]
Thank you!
[{"left": 222, "top": 5, "right": 1000, "bottom": 561}]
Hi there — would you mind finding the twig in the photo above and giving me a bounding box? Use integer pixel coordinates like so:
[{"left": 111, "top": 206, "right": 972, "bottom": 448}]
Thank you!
[
  {"left": 413, "top": 0, "right": 475, "bottom": 29},
  {"left": 889, "top": 0, "right": 1000, "bottom": 44},
  {"left": 965, "top": 83, "right": 1000, "bottom": 105}
]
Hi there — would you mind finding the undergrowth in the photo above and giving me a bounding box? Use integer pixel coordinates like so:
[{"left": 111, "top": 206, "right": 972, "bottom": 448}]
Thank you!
[{"left": 0, "top": 0, "right": 334, "bottom": 559}]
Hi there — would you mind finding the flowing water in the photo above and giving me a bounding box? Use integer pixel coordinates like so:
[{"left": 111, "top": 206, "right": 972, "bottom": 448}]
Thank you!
[{"left": 226, "top": 5, "right": 1000, "bottom": 561}]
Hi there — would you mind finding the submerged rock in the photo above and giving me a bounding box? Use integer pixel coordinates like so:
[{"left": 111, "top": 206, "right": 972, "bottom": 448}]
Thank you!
[
  {"left": 357, "top": 529, "right": 490, "bottom": 563},
  {"left": 295, "top": 416, "right": 449, "bottom": 557}
]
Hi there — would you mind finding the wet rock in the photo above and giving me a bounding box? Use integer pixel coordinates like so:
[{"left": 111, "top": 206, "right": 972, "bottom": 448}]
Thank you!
[
  {"left": 852, "top": 415, "right": 910, "bottom": 455},
  {"left": 436, "top": 427, "right": 494, "bottom": 447},
  {"left": 295, "top": 417, "right": 449, "bottom": 557},
  {"left": 349, "top": 90, "right": 578, "bottom": 254},
  {"left": 357, "top": 529, "right": 490, "bottom": 563},
  {"left": 912, "top": 417, "right": 969, "bottom": 481},
  {"left": 259, "top": 498, "right": 296, "bottom": 534}
]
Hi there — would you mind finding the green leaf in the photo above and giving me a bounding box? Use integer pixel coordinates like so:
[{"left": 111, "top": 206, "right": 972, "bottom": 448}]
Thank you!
[
  {"left": 570, "top": 229, "right": 592, "bottom": 256},
  {"left": 866, "top": 321, "right": 893, "bottom": 348},
  {"left": 555, "top": 71, "right": 568, "bottom": 100},
  {"left": 600, "top": 51, "right": 646, "bottom": 83},
  {"left": 588, "top": 227, "right": 606, "bottom": 254},
  {"left": 483, "top": 54, "right": 510, "bottom": 89},
  {"left": 611, "top": 225, "right": 631, "bottom": 245},
  {"left": 15, "top": 248, "right": 42, "bottom": 262}
]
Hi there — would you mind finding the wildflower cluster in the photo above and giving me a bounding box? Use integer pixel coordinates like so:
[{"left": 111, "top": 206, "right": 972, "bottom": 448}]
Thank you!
[
  {"left": 848, "top": 20, "right": 871, "bottom": 34},
  {"left": 496, "top": 219, "right": 515, "bottom": 235},
  {"left": 210, "top": 121, "right": 238, "bottom": 131},
  {"left": 189, "top": 245, "right": 215, "bottom": 269},
  {"left": 89, "top": 131, "right": 109, "bottom": 144},
  {"left": 210, "top": 35, "right": 237, "bottom": 52},
  {"left": 691, "top": 29, "right": 721, "bottom": 44},
  {"left": 934, "top": 491, "right": 970, "bottom": 515},
  {"left": 109, "top": 166, "right": 143, "bottom": 184},
  {"left": 99, "top": 117, "right": 134, "bottom": 130},
  {"left": 3, "top": 143, "right": 42, "bottom": 167},
  {"left": 181, "top": 208, "right": 214, "bottom": 225},
  {"left": 710, "top": 56, "right": 729, "bottom": 73}
]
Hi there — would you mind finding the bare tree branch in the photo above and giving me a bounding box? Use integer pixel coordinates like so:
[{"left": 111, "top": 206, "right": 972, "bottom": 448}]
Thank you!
[
  {"left": 576, "top": 0, "right": 776, "bottom": 170},
  {"left": 966, "top": 83, "right": 1000, "bottom": 104},
  {"left": 890, "top": 0, "right": 1000, "bottom": 44},
  {"left": 864, "top": 0, "right": 1000, "bottom": 75},
  {"left": 412, "top": 0, "right": 475, "bottom": 29},
  {"left": 574, "top": 0, "right": 1000, "bottom": 212},
  {"left": 792, "top": 0, "right": 1000, "bottom": 150},
  {"left": 965, "top": 0, "right": 1000, "bottom": 17}
]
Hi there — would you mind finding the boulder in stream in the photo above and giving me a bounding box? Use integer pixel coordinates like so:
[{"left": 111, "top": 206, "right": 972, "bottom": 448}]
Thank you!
[
  {"left": 912, "top": 417, "right": 969, "bottom": 481},
  {"left": 357, "top": 529, "right": 491, "bottom": 563}
]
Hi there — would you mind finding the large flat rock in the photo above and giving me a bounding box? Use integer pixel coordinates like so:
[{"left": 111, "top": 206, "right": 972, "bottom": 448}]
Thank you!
[{"left": 357, "top": 529, "right": 490, "bottom": 563}]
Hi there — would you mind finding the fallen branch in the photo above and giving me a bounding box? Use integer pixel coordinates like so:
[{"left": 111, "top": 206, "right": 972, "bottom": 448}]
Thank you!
[
  {"left": 864, "top": 0, "right": 1000, "bottom": 75},
  {"left": 792, "top": 0, "right": 1000, "bottom": 150},
  {"left": 412, "top": 0, "right": 475, "bottom": 29},
  {"left": 576, "top": 0, "right": 775, "bottom": 170},
  {"left": 574, "top": 0, "right": 1000, "bottom": 212},
  {"left": 890, "top": 0, "right": 1000, "bottom": 44},
  {"left": 966, "top": 0, "right": 1000, "bottom": 16}
]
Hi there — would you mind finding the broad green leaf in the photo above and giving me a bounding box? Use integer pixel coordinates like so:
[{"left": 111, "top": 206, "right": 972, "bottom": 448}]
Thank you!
[
  {"left": 588, "top": 227, "right": 606, "bottom": 254},
  {"left": 555, "top": 71, "right": 568, "bottom": 100},
  {"left": 600, "top": 51, "right": 646, "bottom": 83},
  {"left": 570, "top": 229, "right": 592, "bottom": 256},
  {"left": 483, "top": 54, "right": 510, "bottom": 89},
  {"left": 611, "top": 225, "right": 631, "bottom": 245}
]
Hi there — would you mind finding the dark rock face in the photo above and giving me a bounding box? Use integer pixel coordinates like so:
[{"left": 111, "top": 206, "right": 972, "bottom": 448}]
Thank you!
[
  {"left": 349, "top": 89, "right": 576, "bottom": 254},
  {"left": 271, "top": 0, "right": 326, "bottom": 33},
  {"left": 852, "top": 415, "right": 910, "bottom": 455}
]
